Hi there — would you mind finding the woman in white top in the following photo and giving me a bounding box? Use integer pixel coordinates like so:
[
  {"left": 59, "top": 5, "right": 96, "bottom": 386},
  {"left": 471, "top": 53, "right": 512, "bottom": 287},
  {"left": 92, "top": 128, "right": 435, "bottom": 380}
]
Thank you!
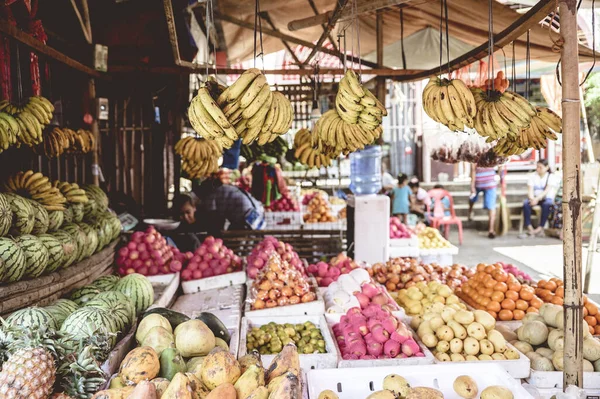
[{"left": 521, "top": 159, "right": 558, "bottom": 237}]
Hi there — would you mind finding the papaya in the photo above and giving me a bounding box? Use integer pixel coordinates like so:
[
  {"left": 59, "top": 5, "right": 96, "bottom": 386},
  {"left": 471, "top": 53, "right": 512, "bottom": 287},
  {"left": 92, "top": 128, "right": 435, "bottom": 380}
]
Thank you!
[
  {"left": 234, "top": 364, "right": 261, "bottom": 399},
  {"left": 200, "top": 347, "right": 241, "bottom": 390},
  {"left": 127, "top": 381, "right": 157, "bottom": 399},
  {"left": 186, "top": 356, "right": 205, "bottom": 379},
  {"left": 246, "top": 386, "right": 269, "bottom": 399},
  {"left": 90, "top": 387, "right": 134, "bottom": 399},
  {"left": 160, "top": 347, "right": 187, "bottom": 380},
  {"left": 185, "top": 373, "right": 210, "bottom": 398},
  {"left": 151, "top": 378, "right": 170, "bottom": 398},
  {"left": 195, "top": 312, "right": 230, "bottom": 344},
  {"left": 266, "top": 343, "right": 300, "bottom": 383},
  {"left": 143, "top": 307, "right": 190, "bottom": 328},
  {"left": 160, "top": 372, "right": 193, "bottom": 399},
  {"left": 109, "top": 376, "right": 126, "bottom": 389},
  {"left": 268, "top": 372, "right": 301, "bottom": 399},
  {"left": 119, "top": 346, "right": 160, "bottom": 385},
  {"left": 205, "top": 382, "right": 236, "bottom": 399},
  {"left": 238, "top": 351, "right": 263, "bottom": 375},
  {"left": 142, "top": 326, "right": 175, "bottom": 357}
]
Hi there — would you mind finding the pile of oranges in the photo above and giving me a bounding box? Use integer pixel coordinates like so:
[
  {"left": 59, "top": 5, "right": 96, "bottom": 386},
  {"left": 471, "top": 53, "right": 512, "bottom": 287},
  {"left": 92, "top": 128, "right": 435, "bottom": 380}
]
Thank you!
[
  {"left": 456, "top": 263, "right": 543, "bottom": 321},
  {"left": 536, "top": 277, "right": 600, "bottom": 335}
]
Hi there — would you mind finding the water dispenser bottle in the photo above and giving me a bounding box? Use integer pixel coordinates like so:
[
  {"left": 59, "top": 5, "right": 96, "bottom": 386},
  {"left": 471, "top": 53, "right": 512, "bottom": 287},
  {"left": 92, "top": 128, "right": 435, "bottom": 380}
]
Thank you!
[{"left": 349, "top": 145, "right": 382, "bottom": 195}]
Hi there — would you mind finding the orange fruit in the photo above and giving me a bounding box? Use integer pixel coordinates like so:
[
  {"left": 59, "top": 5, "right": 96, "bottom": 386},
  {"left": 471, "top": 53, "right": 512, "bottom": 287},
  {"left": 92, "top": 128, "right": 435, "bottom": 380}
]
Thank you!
[
  {"left": 483, "top": 288, "right": 494, "bottom": 298},
  {"left": 505, "top": 290, "right": 519, "bottom": 301},
  {"left": 484, "top": 265, "right": 495, "bottom": 274},
  {"left": 501, "top": 298, "right": 516, "bottom": 310},
  {"left": 585, "top": 316, "right": 597, "bottom": 327},
  {"left": 494, "top": 282, "right": 508, "bottom": 293},
  {"left": 487, "top": 301, "right": 501, "bottom": 313},
  {"left": 513, "top": 309, "right": 525, "bottom": 320},
  {"left": 555, "top": 287, "right": 564, "bottom": 298},
  {"left": 477, "top": 264, "right": 486, "bottom": 272},
  {"left": 508, "top": 281, "right": 522, "bottom": 292},
  {"left": 545, "top": 280, "right": 558, "bottom": 292},
  {"left": 530, "top": 297, "right": 543, "bottom": 308},
  {"left": 537, "top": 280, "right": 547, "bottom": 289},
  {"left": 481, "top": 297, "right": 491, "bottom": 307},
  {"left": 595, "top": 325, "right": 600, "bottom": 335},
  {"left": 499, "top": 309, "right": 513, "bottom": 321},
  {"left": 487, "top": 310, "right": 498, "bottom": 319},
  {"left": 586, "top": 302, "right": 598, "bottom": 316},
  {"left": 551, "top": 296, "right": 564, "bottom": 306},
  {"left": 515, "top": 299, "right": 529, "bottom": 311},
  {"left": 526, "top": 306, "right": 539, "bottom": 313},
  {"left": 491, "top": 291, "right": 505, "bottom": 302},
  {"left": 485, "top": 279, "right": 497, "bottom": 289}
]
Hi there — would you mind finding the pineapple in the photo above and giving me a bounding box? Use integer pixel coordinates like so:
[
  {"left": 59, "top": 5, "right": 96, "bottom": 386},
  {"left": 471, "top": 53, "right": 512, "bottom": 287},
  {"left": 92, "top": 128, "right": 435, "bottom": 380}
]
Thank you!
[
  {"left": 0, "top": 347, "right": 56, "bottom": 398},
  {"left": 51, "top": 394, "right": 75, "bottom": 399}
]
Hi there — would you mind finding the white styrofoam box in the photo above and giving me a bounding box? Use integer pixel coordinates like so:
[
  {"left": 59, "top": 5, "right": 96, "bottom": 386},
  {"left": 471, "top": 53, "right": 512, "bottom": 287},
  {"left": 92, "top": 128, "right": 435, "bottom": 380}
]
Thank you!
[
  {"left": 228, "top": 327, "right": 240, "bottom": 358},
  {"left": 323, "top": 283, "right": 401, "bottom": 315},
  {"left": 302, "top": 220, "right": 347, "bottom": 231},
  {"left": 181, "top": 271, "right": 246, "bottom": 294},
  {"left": 419, "top": 246, "right": 459, "bottom": 266},
  {"left": 265, "top": 211, "right": 303, "bottom": 230},
  {"left": 171, "top": 285, "right": 244, "bottom": 330},
  {"left": 418, "top": 245, "right": 459, "bottom": 256},
  {"left": 532, "top": 386, "right": 600, "bottom": 399},
  {"left": 388, "top": 246, "right": 420, "bottom": 259},
  {"left": 528, "top": 370, "right": 600, "bottom": 389},
  {"left": 432, "top": 342, "right": 530, "bottom": 379},
  {"left": 390, "top": 236, "right": 419, "bottom": 247},
  {"left": 306, "top": 363, "right": 534, "bottom": 399},
  {"left": 148, "top": 272, "right": 180, "bottom": 308},
  {"left": 324, "top": 313, "right": 435, "bottom": 368},
  {"left": 239, "top": 315, "right": 338, "bottom": 370},
  {"left": 244, "top": 277, "right": 326, "bottom": 317},
  {"left": 352, "top": 195, "right": 390, "bottom": 265}
]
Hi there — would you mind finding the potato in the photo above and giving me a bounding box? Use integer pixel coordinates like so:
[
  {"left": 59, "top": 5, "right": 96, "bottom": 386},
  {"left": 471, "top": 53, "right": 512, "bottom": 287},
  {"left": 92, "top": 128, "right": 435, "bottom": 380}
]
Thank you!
[
  {"left": 474, "top": 310, "right": 496, "bottom": 332},
  {"left": 450, "top": 338, "right": 463, "bottom": 354},
  {"left": 450, "top": 353, "right": 466, "bottom": 362},
  {"left": 436, "top": 352, "right": 451, "bottom": 362},
  {"left": 480, "top": 386, "right": 514, "bottom": 399},
  {"left": 382, "top": 374, "right": 411, "bottom": 397},
  {"left": 453, "top": 375, "right": 478, "bottom": 399},
  {"left": 435, "top": 326, "right": 454, "bottom": 342},
  {"left": 466, "top": 322, "right": 486, "bottom": 341},
  {"left": 318, "top": 390, "right": 340, "bottom": 399},
  {"left": 417, "top": 321, "right": 433, "bottom": 338},
  {"left": 454, "top": 310, "right": 475, "bottom": 325},
  {"left": 478, "top": 354, "right": 493, "bottom": 361},
  {"left": 410, "top": 315, "right": 423, "bottom": 330},
  {"left": 436, "top": 340, "right": 450, "bottom": 353},
  {"left": 479, "top": 339, "right": 494, "bottom": 355},
  {"left": 465, "top": 355, "right": 479, "bottom": 361},
  {"left": 491, "top": 353, "right": 506, "bottom": 360},
  {"left": 429, "top": 316, "right": 445, "bottom": 331},
  {"left": 441, "top": 307, "right": 457, "bottom": 323},
  {"left": 504, "top": 349, "right": 519, "bottom": 360},
  {"left": 463, "top": 337, "right": 480, "bottom": 356},
  {"left": 422, "top": 333, "right": 438, "bottom": 348},
  {"left": 487, "top": 330, "right": 507, "bottom": 353},
  {"left": 366, "top": 390, "right": 395, "bottom": 399},
  {"left": 447, "top": 321, "right": 467, "bottom": 340}
]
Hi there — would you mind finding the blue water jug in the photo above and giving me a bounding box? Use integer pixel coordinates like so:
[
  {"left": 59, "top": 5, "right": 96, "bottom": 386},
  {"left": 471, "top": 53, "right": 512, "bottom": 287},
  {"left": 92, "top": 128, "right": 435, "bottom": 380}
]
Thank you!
[{"left": 349, "top": 145, "right": 382, "bottom": 195}]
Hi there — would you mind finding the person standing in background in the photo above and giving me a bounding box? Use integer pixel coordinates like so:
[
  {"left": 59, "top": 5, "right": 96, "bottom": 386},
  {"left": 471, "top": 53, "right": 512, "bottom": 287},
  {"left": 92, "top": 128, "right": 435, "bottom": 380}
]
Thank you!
[
  {"left": 391, "top": 173, "right": 411, "bottom": 223},
  {"left": 408, "top": 178, "right": 429, "bottom": 218},
  {"left": 469, "top": 166, "right": 498, "bottom": 239},
  {"left": 520, "top": 159, "right": 558, "bottom": 237}
]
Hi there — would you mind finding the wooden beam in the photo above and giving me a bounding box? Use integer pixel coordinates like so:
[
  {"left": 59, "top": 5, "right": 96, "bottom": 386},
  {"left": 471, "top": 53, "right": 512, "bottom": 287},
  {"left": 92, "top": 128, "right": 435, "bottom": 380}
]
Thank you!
[
  {"left": 376, "top": 10, "right": 385, "bottom": 103},
  {"left": 260, "top": 12, "right": 305, "bottom": 68},
  {"left": 288, "top": 0, "right": 412, "bottom": 31},
  {"left": 163, "top": 0, "right": 182, "bottom": 65},
  {"left": 0, "top": 19, "right": 102, "bottom": 78},
  {"left": 215, "top": 11, "right": 381, "bottom": 69},
  {"left": 302, "top": 0, "right": 349, "bottom": 65},
  {"left": 190, "top": 0, "right": 283, "bottom": 16},
  {"left": 394, "top": 0, "right": 563, "bottom": 81},
  {"left": 80, "top": 0, "right": 92, "bottom": 42},
  {"left": 69, "top": 0, "right": 92, "bottom": 44},
  {"left": 109, "top": 65, "right": 423, "bottom": 76},
  {"left": 307, "top": 0, "right": 339, "bottom": 52},
  {"left": 560, "top": 0, "right": 584, "bottom": 388}
]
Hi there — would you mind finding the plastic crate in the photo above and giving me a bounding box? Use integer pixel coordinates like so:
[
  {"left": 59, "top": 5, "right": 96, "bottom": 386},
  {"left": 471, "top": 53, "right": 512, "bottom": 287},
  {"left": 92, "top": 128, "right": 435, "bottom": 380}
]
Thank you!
[
  {"left": 244, "top": 278, "right": 326, "bottom": 317},
  {"left": 181, "top": 271, "right": 247, "bottom": 294},
  {"left": 265, "top": 211, "right": 303, "bottom": 230}
]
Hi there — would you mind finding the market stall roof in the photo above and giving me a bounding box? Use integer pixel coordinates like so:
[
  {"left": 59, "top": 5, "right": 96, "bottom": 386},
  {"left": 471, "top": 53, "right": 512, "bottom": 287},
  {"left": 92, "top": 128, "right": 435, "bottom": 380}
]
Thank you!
[{"left": 217, "top": 0, "right": 594, "bottom": 65}]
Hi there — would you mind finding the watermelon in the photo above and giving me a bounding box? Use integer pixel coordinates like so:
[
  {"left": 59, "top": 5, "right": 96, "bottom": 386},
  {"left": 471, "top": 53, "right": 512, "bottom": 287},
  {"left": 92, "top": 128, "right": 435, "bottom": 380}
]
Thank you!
[
  {"left": 4, "top": 193, "right": 34, "bottom": 236},
  {"left": 38, "top": 234, "right": 65, "bottom": 273},
  {"left": 113, "top": 273, "right": 154, "bottom": 315},
  {"left": 83, "top": 198, "right": 98, "bottom": 220},
  {"left": 7, "top": 307, "right": 58, "bottom": 330},
  {"left": 0, "top": 236, "right": 26, "bottom": 283},
  {"left": 84, "top": 185, "right": 109, "bottom": 211},
  {"left": 71, "top": 203, "right": 84, "bottom": 223},
  {"left": 62, "top": 223, "right": 87, "bottom": 262},
  {"left": 85, "top": 297, "right": 131, "bottom": 333},
  {"left": 92, "top": 220, "right": 109, "bottom": 251},
  {"left": 77, "top": 223, "right": 98, "bottom": 258},
  {"left": 14, "top": 235, "right": 49, "bottom": 279},
  {"left": 63, "top": 206, "right": 73, "bottom": 224},
  {"left": 53, "top": 231, "right": 77, "bottom": 268},
  {"left": 0, "top": 193, "right": 12, "bottom": 237},
  {"left": 60, "top": 307, "right": 118, "bottom": 346},
  {"left": 91, "top": 290, "right": 135, "bottom": 323},
  {"left": 47, "top": 210, "right": 64, "bottom": 231},
  {"left": 28, "top": 199, "right": 49, "bottom": 235},
  {"left": 44, "top": 299, "right": 79, "bottom": 327},
  {"left": 88, "top": 275, "right": 120, "bottom": 291},
  {"left": 69, "top": 284, "right": 102, "bottom": 306},
  {"left": 105, "top": 214, "right": 122, "bottom": 241}
]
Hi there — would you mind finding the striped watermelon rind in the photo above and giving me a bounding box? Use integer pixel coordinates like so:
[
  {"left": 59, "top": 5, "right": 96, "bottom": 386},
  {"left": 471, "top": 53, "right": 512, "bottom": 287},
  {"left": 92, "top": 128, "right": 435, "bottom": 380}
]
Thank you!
[
  {"left": 28, "top": 199, "right": 49, "bottom": 235},
  {"left": 69, "top": 285, "right": 102, "bottom": 306},
  {"left": 47, "top": 210, "right": 65, "bottom": 232},
  {"left": 77, "top": 223, "right": 98, "bottom": 259},
  {"left": 5, "top": 193, "right": 35, "bottom": 236},
  {"left": 44, "top": 298, "right": 79, "bottom": 327},
  {"left": 0, "top": 236, "right": 26, "bottom": 283},
  {"left": 113, "top": 273, "right": 154, "bottom": 315},
  {"left": 83, "top": 198, "right": 98, "bottom": 221},
  {"left": 60, "top": 307, "right": 118, "bottom": 346},
  {"left": 53, "top": 231, "right": 77, "bottom": 268},
  {"left": 83, "top": 185, "right": 109, "bottom": 211},
  {"left": 62, "top": 223, "right": 87, "bottom": 262},
  {"left": 7, "top": 307, "right": 58, "bottom": 330},
  {"left": 71, "top": 203, "right": 84, "bottom": 223},
  {"left": 63, "top": 206, "right": 73, "bottom": 224},
  {"left": 85, "top": 299, "right": 130, "bottom": 333},
  {"left": 0, "top": 193, "right": 12, "bottom": 237},
  {"left": 90, "top": 290, "right": 135, "bottom": 323},
  {"left": 88, "top": 275, "right": 120, "bottom": 291},
  {"left": 14, "top": 235, "right": 49, "bottom": 279},
  {"left": 38, "top": 234, "right": 65, "bottom": 273}
]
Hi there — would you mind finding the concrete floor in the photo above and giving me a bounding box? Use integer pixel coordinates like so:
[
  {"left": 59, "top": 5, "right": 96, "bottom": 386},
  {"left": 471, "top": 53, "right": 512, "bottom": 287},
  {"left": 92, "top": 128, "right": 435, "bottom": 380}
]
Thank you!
[{"left": 445, "top": 228, "right": 600, "bottom": 302}]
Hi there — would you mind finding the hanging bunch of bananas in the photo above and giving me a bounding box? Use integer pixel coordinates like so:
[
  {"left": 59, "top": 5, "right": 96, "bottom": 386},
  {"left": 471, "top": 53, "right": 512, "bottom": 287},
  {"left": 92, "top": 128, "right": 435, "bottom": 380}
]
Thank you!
[
  {"left": 35, "top": 127, "right": 95, "bottom": 158},
  {"left": 422, "top": 77, "right": 477, "bottom": 131},
  {"left": 0, "top": 112, "right": 20, "bottom": 152},
  {"left": 0, "top": 96, "right": 53, "bottom": 148},
  {"left": 71, "top": 129, "right": 96, "bottom": 153},
  {"left": 217, "top": 68, "right": 294, "bottom": 145},
  {"left": 52, "top": 180, "right": 88, "bottom": 203},
  {"left": 293, "top": 128, "right": 334, "bottom": 169},
  {"left": 2, "top": 170, "right": 67, "bottom": 210},
  {"left": 336, "top": 70, "right": 387, "bottom": 132},
  {"left": 175, "top": 136, "right": 222, "bottom": 179},
  {"left": 471, "top": 88, "right": 537, "bottom": 141},
  {"left": 494, "top": 106, "right": 561, "bottom": 156},
  {"left": 241, "top": 135, "right": 288, "bottom": 162},
  {"left": 312, "top": 109, "right": 383, "bottom": 156}
]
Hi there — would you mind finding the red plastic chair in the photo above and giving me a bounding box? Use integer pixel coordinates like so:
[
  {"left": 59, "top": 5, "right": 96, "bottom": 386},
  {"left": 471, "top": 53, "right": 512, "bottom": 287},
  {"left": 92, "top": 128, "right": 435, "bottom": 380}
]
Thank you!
[{"left": 427, "top": 188, "right": 463, "bottom": 245}]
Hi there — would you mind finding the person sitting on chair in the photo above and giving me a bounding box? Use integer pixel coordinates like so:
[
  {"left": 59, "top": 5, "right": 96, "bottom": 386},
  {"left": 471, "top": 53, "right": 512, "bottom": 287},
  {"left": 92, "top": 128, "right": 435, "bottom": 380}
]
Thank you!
[{"left": 521, "top": 159, "right": 559, "bottom": 238}]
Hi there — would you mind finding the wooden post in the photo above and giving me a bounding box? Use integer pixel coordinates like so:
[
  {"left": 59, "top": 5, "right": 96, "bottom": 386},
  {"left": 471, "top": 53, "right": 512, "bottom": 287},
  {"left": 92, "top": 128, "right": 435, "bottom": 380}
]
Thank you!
[
  {"left": 376, "top": 10, "right": 386, "bottom": 105},
  {"left": 560, "top": 0, "right": 584, "bottom": 388}
]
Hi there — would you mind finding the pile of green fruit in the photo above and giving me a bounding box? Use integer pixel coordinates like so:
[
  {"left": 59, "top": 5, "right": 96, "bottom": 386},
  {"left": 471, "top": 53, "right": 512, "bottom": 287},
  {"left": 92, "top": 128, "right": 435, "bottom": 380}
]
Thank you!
[{"left": 246, "top": 321, "right": 327, "bottom": 355}]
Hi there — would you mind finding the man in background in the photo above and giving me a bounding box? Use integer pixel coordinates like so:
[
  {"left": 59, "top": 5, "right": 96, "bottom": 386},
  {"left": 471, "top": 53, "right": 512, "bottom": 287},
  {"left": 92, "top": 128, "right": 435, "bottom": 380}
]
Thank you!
[{"left": 469, "top": 166, "right": 498, "bottom": 239}]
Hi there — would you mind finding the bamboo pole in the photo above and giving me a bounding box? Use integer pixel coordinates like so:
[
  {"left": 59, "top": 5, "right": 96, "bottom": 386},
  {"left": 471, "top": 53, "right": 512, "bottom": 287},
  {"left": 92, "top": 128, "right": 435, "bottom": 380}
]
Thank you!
[{"left": 560, "top": 0, "right": 584, "bottom": 388}]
